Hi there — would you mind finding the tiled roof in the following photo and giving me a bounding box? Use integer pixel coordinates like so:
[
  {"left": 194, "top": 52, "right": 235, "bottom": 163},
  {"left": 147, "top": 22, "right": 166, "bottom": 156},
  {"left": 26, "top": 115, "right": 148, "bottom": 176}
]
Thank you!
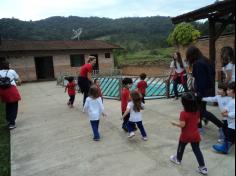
[{"left": 0, "top": 40, "right": 121, "bottom": 51}]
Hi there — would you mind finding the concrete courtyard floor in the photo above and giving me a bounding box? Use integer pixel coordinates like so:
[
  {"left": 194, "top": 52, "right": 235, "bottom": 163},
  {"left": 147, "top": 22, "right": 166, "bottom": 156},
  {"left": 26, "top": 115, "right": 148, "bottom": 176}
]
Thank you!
[{"left": 11, "top": 81, "right": 235, "bottom": 176}]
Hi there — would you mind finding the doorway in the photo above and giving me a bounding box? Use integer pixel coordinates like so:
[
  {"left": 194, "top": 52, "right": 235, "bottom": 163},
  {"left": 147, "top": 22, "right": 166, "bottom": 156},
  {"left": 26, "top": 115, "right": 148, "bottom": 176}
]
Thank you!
[
  {"left": 35, "top": 56, "right": 55, "bottom": 80},
  {"left": 90, "top": 54, "right": 99, "bottom": 74}
]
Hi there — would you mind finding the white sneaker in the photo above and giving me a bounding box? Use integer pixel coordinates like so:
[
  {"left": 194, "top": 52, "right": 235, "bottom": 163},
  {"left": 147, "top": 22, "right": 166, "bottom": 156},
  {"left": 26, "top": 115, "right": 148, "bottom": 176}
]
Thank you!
[
  {"left": 170, "top": 155, "right": 181, "bottom": 165},
  {"left": 197, "top": 166, "right": 208, "bottom": 175},
  {"left": 142, "top": 137, "right": 148, "bottom": 141},
  {"left": 217, "top": 139, "right": 224, "bottom": 143},
  {"left": 128, "top": 132, "right": 135, "bottom": 138},
  {"left": 9, "top": 124, "right": 16, "bottom": 130}
]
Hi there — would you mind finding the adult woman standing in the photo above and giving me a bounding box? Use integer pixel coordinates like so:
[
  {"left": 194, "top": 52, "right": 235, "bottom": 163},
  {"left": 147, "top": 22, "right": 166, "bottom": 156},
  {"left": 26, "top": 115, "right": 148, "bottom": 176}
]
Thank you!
[
  {"left": 78, "top": 56, "right": 97, "bottom": 106},
  {"left": 169, "top": 52, "right": 189, "bottom": 100},
  {"left": 186, "top": 46, "right": 215, "bottom": 129},
  {"left": 0, "top": 61, "right": 21, "bottom": 130},
  {"left": 221, "top": 46, "right": 235, "bottom": 83}
]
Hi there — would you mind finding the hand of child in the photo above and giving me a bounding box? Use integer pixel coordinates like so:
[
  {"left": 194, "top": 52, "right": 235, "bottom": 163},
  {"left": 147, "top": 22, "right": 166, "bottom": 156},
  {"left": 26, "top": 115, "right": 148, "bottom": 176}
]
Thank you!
[{"left": 171, "top": 121, "right": 177, "bottom": 126}]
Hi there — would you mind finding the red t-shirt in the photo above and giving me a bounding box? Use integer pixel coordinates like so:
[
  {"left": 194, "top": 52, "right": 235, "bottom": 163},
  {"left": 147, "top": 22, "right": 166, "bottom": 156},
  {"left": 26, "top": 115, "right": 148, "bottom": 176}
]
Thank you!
[
  {"left": 66, "top": 82, "right": 76, "bottom": 96},
  {"left": 97, "top": 85, "right": 103, "bottom": 97},
  {"left": 80, "top": 63, "right": 93, "bottom": 78},
  {"left": 121, "top": 87, "right": 130, "bottom": 113},
  {"left": 137, "top": 80, "right": 148, "bottom": 95},
  {"left": 179, "top": 111, "right": 201, "bottom": 143}
]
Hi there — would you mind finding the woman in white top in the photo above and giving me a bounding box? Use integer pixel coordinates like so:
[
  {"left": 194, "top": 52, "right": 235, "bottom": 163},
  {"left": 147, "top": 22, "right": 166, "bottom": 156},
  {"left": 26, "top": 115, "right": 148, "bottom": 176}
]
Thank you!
[
  {"left": 122, "top": 90, "right": 147, "bottom": 140},
  {"left": 0, "top": 61, "right": 21, "bottom": 129},
  {"left": 221, "top": 46, "right": 235, "bottom": 83},
  {"left": 83, "top": 85, "right": 106, "bottom": 141},
  {"left": 170, "top": 52, "right": 189, "bottom": 100}
]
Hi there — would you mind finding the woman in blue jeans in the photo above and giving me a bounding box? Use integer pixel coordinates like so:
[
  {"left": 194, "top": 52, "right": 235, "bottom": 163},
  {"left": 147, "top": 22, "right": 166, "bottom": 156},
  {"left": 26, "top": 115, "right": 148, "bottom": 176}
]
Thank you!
[{"left": 169, "top": 52, "right": 189, "bottom": 100}]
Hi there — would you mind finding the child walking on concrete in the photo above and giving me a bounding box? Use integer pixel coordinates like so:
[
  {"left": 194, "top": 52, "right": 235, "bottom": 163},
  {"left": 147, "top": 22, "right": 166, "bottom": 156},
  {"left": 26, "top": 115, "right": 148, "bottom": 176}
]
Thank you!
[
  {"left": 65, "top": 76, "right": 76, "bottom": 108},
  {"left": 83, "top": 85, "right": 106, "bottom": 141},
  {"left": 122, "top": 90, "right": 148, "bottom": 140},
  {"left": 202, "top": 83, "right": 232, "bottom": 143},
  {"left": 170, "top": 92, "right": 208, "bottom": 175},
  {"left": 213, "top": 82, "right": 235, "bottom": 154},
  {"left": 121, "top": 78, "right": 133, "bottom": 132},
  {"left": 136, "top": 73, "right": 148, "bottom": 104},
  {"left": 94, "top": 78, "right": 103, "bottom": 100}
]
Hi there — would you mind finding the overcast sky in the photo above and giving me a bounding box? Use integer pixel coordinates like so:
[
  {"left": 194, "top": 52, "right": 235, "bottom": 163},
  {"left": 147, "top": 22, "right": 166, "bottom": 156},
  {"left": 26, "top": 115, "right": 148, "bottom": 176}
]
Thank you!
[{"left": 0, "top": 0, "right": 215, "bottom": 21}]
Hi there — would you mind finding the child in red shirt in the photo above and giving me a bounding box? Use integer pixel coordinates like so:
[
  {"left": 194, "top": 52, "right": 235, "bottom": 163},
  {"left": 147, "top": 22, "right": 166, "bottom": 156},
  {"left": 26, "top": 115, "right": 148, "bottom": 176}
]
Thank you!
[
  {"left": 136, "top": 73, "right": 148, "bottom": 104},
  {"left": 121, "top": 78, "right": 133, "bottom": 132},
  {"left": 94, "top": 79, "right": 103, "bottom": 98},
  {"left": 65, "top": 76, "right": 76, "bottom": 108},
  {"left": 170, "top": 92, "right": 208, "bottom": 175}
]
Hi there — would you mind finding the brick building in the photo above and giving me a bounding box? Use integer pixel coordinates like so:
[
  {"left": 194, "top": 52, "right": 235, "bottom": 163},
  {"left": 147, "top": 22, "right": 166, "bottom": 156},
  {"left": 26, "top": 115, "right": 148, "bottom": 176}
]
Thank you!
[{"left": 0, "top": 40, "right": 120, "bottom": 82}]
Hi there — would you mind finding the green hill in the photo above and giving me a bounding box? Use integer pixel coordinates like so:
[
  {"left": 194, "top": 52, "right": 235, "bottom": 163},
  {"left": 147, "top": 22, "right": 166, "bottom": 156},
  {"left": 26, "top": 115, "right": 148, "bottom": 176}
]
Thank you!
[{"left": 0, "top": 16, "right": 174, "bottom": 51}]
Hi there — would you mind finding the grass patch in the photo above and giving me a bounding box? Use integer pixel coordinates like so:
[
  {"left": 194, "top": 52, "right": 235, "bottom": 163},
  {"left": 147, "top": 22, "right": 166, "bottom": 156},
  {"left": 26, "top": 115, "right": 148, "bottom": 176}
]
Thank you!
[
  {"left": 115, "top": 47, "right": 174, "bottom": 67},
  {"left": 0, "top": 103, "right": 10, "bottom": 176}
]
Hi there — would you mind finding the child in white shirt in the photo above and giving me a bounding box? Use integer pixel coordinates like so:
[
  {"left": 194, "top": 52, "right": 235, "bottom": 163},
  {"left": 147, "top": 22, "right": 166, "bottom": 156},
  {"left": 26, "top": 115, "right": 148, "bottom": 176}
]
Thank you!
[
  {"left": 122, "top": 90, "right": 148, "bottom": 140},
  {"left": 213, "top": 82, "right": 235, "bottom": 154},
  {"left": 83, "top": 85, "right": 106, "bottom": 141},
  {"left": 202, "top": 83, "right": 232, "bottom": 142}
]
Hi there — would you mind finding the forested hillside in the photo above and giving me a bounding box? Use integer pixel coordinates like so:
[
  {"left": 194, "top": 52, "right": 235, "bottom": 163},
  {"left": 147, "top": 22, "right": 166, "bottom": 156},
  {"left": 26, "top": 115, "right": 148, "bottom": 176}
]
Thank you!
[
  {"left": 0, "top": 16, "right": 173, "bottom": 51},
  {"left": 0, "top": 16, "right": 234, "bottom": 52}
]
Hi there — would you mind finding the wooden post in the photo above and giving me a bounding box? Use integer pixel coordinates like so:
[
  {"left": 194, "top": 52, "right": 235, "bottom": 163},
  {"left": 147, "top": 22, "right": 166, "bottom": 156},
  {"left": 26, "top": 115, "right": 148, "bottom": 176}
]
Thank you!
[{"left": 209, "top": 18, "right": 216, "bottom": 96}]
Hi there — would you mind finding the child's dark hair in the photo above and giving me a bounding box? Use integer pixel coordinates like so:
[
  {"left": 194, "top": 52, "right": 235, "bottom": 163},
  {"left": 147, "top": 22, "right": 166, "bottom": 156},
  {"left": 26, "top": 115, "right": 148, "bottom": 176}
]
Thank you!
[
  {"left": 140, "top": 73, "right": 147, "bottom": 80},
  {"left": 94, "top": 78, "right": 99, "bottom": 84},
  {"left": 227, "top": 82, "right": 235, "bottom": 93},
  {"left": 130, "top": 90, "right": 143, "bottom": 112},
  {"left": 0, "top": 61, "right": 10, "bottom": 70},
  {"left": 218, "top": 83, "right": 228, "bottom": 94},
  {"left": 67, "top": 76, "right": 74, "bottom": 83},
  {"left": 122, "top": 78, "right": 133, "bottom": 86},
  {"left": 221, "top": 46, "right": 235, "bottom": 67},
  {"left": 181, "top": 92, "right": 198, "bottom": 112},
  {"left": 89, "top": 85, "right": 99, "bottom": 99}
]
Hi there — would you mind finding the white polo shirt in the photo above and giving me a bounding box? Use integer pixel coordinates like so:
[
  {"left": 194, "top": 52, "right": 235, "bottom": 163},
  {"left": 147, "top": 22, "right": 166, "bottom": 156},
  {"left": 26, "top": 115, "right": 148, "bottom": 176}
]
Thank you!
[
  {"left": 127, "top": 102, "right": 144, "bottom": 122},
  {"left": 0, "top": 69, "right": 19, "bottom": 86}
]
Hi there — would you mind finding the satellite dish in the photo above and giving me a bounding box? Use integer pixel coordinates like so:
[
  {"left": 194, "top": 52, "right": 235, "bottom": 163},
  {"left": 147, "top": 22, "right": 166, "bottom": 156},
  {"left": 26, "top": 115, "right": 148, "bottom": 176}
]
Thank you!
[{"left": 71, "top": 28, "right": 83, "bottom": 40}]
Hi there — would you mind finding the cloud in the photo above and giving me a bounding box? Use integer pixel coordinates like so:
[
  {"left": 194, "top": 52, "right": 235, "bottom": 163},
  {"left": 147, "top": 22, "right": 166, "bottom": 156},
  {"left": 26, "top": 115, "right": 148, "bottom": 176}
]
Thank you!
[{"left": 0, "top": 0, "right": 215, "bottom": 21}]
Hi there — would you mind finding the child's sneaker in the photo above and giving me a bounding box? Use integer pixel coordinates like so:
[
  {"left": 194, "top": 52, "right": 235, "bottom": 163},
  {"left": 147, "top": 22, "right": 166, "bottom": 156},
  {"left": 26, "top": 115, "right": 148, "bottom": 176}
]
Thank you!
[
  {"left": 170, "top": 155, "right": 181, "bottom": 165},
  {"left": 197, "top": 166, "right": 208, "bottom": 175},
  {"left": 93, "top": 138, "right": 100, "bottom": 141},
  {"left": 128, "top": 132, "right": 135, "bottom": 138},
  {"left": 9, "top": 124, "right": 16, "bottom": 130},
  {"left": 142, "top": 137, "right": 148, "bottom": 141}
]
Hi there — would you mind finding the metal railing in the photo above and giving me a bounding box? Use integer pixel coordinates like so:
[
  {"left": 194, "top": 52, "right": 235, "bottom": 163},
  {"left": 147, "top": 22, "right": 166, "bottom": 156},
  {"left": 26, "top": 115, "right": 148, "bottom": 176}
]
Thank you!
[{"left": 58, "top": 72, "right": 193, "bottom": 100}]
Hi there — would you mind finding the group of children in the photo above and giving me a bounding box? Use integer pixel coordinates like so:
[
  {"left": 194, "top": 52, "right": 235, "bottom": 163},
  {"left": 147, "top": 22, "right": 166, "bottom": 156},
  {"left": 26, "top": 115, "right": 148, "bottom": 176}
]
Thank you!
[{"left": 64, "top": 73, "right": 235, "bottom": 176}]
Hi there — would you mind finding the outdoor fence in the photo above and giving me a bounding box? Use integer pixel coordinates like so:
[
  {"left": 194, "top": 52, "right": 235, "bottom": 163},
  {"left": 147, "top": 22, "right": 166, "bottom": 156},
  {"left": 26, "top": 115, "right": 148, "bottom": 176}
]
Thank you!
[{"left": 57, "top": 70, "right": 193, "bottom": 100}]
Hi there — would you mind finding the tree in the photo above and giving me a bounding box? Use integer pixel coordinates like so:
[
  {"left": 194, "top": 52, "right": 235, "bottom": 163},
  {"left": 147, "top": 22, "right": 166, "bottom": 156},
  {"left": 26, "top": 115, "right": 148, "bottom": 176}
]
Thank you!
[{"left": 167, "top": 23, "right": 201, "bottom": 46}]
